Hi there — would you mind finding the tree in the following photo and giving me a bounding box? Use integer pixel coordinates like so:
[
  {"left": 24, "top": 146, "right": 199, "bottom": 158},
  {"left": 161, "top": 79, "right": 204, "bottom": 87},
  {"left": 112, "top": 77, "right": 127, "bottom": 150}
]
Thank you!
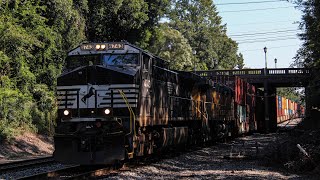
[
  {"left": 169, "top": 0, "right": 243, "bottom": 70},
  {"left": 0, "top": 0, "right": 77, "bottom": 139},
  {"left": 149, "top": 24, "right": 194, "bottom": 70},
  {"left": 295, "top": 0, "right": 320, "bottom": 129},
  {"left": 85, "top": 0, "right": 170, "bottom": 48},
  {"left": 295, "top": 0, "right": 320, "bottom": 68}
]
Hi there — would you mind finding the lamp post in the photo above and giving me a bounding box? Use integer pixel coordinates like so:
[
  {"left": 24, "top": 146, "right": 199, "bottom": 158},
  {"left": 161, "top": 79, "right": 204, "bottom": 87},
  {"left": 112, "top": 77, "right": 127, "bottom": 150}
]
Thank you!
[
  {"left": 263, "top": 46, "right": 269, "bottom": 132},
  {"left": 263, "top": 47, "right": 267, "bottom": 74},
  {"left": 274, "top": 58, "right": 277, "bottom": 68},
  {"left": 193, "top": 49, "right": 197, "bottom": 72}
]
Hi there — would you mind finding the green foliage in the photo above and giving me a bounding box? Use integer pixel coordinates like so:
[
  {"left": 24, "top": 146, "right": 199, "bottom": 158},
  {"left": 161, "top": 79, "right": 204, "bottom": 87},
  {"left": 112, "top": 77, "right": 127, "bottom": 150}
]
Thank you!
[
  {"left": 0, "top": 0, "right": 80, "bottom": 140},
  {"left": 168, "top": 0, "right": 244, "bottom": 70},
  {"left": 86, "top": 0, "right": 149, "bottom": 42},
  {"left": 295, "top": 0, "right": 320, "bottom": 97},
  {"left": 85, "top": 0, "right": 170, "bottom": 48},
  {"left": 149, "top": 24, "right": 194, "bottom": 70},
  {"left": 277, "top": 88, "right": 305, "bottom": 105},
  {"left": 0, "top": 0, "right": 244, "bottom": 140},
  {"left": 0, "top": 88, "right": 36, "bottom": 140},
  {"left": 31, "top": 84, "right": 56, "bottom": 134},
  {"left": 295, "top": 0, "right": 320, "bottom": 68},
  {"left": 295, "top": 0, "right": 320, "bottom": 128}
]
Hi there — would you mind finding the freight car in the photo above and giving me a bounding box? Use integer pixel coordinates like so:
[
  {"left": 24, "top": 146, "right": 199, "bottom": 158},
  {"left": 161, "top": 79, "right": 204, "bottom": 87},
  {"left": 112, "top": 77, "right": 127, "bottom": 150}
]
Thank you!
[
  {"left": 53, "top": 42, "right": 239, "bottom": 165},
  {"left": 276, "top": 96, "right": 305, "bottom": 123}
]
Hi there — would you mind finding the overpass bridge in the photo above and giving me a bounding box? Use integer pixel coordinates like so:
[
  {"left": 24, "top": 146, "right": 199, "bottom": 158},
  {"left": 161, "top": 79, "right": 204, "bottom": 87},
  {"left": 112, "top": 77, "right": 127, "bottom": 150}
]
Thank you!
[
  {"left": 196, "top": 68, "right": 310, "bottom": 87},
  {"left": 195, "top": 68, "right": 311, "bottom": 132}
]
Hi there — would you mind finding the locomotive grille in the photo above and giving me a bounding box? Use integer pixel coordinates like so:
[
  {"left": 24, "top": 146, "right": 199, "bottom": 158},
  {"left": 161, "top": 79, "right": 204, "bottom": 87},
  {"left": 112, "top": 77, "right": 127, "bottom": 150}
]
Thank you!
[
  {"left": 56, "top": 84, "right": 139, "bottom": 110},
  {"left": 57, "top": 88, "right": 80, "bottom": 109},
  {"left": 98, "top": 86, "right": 139, "bottom": 108}
]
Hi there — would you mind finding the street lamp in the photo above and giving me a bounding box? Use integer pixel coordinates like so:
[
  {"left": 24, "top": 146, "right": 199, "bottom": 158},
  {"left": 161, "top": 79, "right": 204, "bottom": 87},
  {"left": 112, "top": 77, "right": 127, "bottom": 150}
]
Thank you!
[
  {"left": 192, "top": 49, "right": 197, "bottom": 72},
  {"left": 274, "top": 58, "right": 277, "bottom": 68},
  {"left": 263, "top": 46, "right": 269, "bottom": 132},
  {"left": 263, "top": 47, "right": 267, "bottom": 74}
]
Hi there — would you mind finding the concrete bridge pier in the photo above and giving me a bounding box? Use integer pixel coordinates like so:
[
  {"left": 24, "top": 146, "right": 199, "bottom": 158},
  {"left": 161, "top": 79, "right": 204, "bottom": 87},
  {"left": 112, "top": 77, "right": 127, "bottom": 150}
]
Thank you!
[{"left": 264, "top": 83, "right": 277, "bottom": 133}]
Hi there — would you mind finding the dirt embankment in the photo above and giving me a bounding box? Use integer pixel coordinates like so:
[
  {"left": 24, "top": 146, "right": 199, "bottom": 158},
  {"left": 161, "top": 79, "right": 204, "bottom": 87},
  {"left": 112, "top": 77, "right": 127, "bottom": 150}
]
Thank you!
[
  {"left": 0, "top": 133, "right": 53, "bottom": 163},
  {"left": 264, "top": 129, "right": 320, "bottom": 175}
]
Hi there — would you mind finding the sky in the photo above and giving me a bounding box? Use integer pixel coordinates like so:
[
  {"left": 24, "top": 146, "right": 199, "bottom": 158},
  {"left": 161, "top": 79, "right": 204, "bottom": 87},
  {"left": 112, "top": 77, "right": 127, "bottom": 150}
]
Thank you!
[{"left": 214, "top": 0, "right": 303, "bottom": 69}]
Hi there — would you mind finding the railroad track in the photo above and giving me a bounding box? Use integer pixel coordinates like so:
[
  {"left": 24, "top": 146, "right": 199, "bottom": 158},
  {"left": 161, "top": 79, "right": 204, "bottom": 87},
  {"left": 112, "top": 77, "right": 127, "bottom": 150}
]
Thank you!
[
  {"left": 0, "top": 142, "right": 232, "bottom": 179},
  {"left": 19, "top": 165, "right": 118, "bottom": 179},
  {"left": 0, "top": 156, "right": 123, "bottom": 179},
  {"left": 0, "top": 156, "right": 76, "bottom": 179},
  {"left": 13, "top": 157, "right": 155, "bottom": 179},
  {"left": 0, "top": 156, "right": 54, "bottom": 172}
]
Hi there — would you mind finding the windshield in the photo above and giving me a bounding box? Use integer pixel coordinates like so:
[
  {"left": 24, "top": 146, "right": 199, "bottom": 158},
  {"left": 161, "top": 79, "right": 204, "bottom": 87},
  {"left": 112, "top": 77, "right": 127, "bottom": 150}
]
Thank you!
[
  {"left": 65, "top": 55, "right": 101, "bottom": 70},
  {"left": 103, "top": 54, "right": 139, "bottom": 66}
]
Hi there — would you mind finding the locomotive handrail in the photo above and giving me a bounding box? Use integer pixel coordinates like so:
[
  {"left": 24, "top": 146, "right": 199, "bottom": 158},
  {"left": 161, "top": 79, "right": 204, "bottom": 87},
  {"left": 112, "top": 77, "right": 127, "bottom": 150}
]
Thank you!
[
  {"left": 192, "top": 101, "right": 208, "bottom": 121},
  {"left": 118, "top": 90, "right": 136, "bottom": 137}
]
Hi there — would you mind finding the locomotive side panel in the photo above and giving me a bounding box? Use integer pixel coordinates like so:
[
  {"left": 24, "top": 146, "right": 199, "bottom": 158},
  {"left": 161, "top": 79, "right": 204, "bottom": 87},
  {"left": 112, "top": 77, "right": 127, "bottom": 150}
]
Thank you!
[
  {"left": 151, "top": 65, "right": 170, "bottom": 126},
  {"left": 138, "top": 54, "right": 153, "bottom": 127}
]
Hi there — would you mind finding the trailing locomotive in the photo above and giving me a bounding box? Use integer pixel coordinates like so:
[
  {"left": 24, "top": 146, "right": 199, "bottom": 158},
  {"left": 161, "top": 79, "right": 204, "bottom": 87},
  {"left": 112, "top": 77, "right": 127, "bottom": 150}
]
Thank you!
[{"left": 54, "top": 42, "right": 236, "bottom": 165}]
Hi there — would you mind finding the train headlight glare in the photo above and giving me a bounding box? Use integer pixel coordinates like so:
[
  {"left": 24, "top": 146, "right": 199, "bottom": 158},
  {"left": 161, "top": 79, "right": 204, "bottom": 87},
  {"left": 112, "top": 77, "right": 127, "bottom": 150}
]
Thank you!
[
  {"left": 104, "top": 108, "right": 111, "bottom": 115},
  {"left": 63, "top": 110, "right": 70, "bottom": 116},
  {"left": 95, "top": 44, "right": 101, "bottom": 50}
]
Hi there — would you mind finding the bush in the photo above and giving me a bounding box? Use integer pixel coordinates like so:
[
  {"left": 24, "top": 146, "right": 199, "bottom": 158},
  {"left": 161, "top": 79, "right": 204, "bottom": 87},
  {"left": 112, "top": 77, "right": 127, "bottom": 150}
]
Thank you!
[
  {"left": 31, "top": 84, "right": 57, "bottom": 135},
  {"left": 0, "top": 88, "right": 36, "bottom": 140}
]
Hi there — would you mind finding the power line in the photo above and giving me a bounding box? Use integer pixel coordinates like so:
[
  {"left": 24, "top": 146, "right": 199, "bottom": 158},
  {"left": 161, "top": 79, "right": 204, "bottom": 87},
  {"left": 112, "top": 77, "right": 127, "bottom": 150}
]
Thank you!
[
  {"left": 231, "top": 20, "right": 298, "bottom": 26},
  {"left": 234, "top": 33, "right": 298, "bottom": 39},
  {"left": 238, "top": 37, "right": 298, "bottom": 44},
  {"left": 229, "top": 28, "right": 299, "bottom": 36},
  {"left": 241, "top": 44, "right": 300, "bottom": 52},
  {"left": 238, "top": 36, "right": 298, "bottom": 43},
  {"left": 220, "top": 6, "right": 295, "bottom": 13},
  {"left": 237, "top": 36, "right": 297, "bottom": 43},
  {"left": 216, "top": 0, "right": 288, "bottom": 6},
  {"left": 234, "top": 35, "right": 298, "bottom": 41},
  {"left": 229, "top": 29, "right": 299, "bottom": 37}
]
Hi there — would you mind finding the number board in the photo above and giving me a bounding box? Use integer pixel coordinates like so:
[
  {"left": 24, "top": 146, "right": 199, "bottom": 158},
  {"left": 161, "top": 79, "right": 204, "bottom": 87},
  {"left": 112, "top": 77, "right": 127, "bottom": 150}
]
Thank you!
[
  {"left": 108, "top": 43, "right": 125, "bottom": 50},
  {"left": 80, "top": 44, "right": 94, "bottom": 51},
  {"left": 80, "top": 43, "right": 125, "bottom": 51}
]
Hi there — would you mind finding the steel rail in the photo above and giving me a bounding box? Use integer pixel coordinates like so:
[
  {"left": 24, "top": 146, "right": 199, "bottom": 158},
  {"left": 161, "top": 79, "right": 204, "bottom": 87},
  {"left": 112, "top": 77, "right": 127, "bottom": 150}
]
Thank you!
[{"left": 0, "top": 156, "right": 54, "bottom": 172}]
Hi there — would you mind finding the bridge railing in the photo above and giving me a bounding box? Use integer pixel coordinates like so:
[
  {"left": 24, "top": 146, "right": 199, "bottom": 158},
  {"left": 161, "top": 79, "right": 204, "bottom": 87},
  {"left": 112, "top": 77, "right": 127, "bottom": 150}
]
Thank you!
[{"left": 197, "top": 68, "right": 309, "bottom": 77}]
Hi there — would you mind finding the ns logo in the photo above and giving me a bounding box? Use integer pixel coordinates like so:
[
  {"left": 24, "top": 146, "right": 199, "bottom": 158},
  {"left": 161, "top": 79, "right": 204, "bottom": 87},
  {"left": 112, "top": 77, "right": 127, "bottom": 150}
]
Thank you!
[{"left": 81, "top": 87, "right": 95, "bottom": 104}]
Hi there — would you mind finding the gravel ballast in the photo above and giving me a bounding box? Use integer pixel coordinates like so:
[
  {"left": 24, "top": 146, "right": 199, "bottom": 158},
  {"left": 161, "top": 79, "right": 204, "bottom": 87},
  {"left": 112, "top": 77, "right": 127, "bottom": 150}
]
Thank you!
[{"left": 106, "top": 133, "right": 316, "bottom": 180}]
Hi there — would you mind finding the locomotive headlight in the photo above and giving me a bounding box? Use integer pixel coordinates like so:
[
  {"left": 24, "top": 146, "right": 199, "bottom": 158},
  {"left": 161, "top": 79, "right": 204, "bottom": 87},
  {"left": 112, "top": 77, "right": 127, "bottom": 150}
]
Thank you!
[
  {"left": 101, "top": 44, "right": 106, "bottom": 49},
  {"left": 95, "top": 44, "right": 101, "bottom": 50},
  {"left": 63, "top": 110, "right": 70, "bottom": 116},
  {"left": 104, "top": 108, "right": 111, "bottom": 115}
]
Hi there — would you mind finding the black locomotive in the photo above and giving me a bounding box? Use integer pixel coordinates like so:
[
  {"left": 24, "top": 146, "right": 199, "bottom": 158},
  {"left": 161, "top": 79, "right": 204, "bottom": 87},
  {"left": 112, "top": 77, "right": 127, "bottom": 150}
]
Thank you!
[{"left": 54, "top": 42, "right": 236, "bottom": 165}]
